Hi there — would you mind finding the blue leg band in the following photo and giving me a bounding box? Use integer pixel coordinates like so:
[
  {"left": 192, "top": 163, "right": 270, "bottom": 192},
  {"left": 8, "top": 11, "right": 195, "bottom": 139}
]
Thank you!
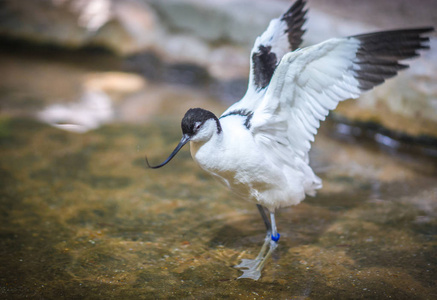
[{"left": 271, "top": 233, "right": 280, "bottom": 242}]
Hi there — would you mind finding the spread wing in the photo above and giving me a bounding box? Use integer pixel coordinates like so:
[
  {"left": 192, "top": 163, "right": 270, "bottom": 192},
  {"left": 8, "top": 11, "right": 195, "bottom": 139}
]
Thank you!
[
  {"left": 221, "top": 0, "right": 307, "bottom": 116},
  {"left": 250, "top": 27, "right": 433, "bottom": 159},
  {"left": 249, "top": 0, "right": 307, "bottom": 91}
]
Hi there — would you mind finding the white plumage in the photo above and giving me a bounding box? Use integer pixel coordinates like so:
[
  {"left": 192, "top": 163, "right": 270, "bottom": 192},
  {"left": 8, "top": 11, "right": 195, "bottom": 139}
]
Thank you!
[{"left": 147, "top": 0, "right": 433, "bottom": 280}]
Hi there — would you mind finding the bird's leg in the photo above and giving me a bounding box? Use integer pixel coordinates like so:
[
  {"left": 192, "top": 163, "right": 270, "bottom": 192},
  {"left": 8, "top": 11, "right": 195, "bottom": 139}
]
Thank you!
[
  {"left": 254, "top": 211, "right": 279, "bottom": 274},
  {"left": 235, "top": 206, "right": 280, "bottom": 280},
  {"left": 234, "top": 205, "right": 271, "bottom": 270},
  {"left": 254, "top": 204, "right": 272, "bottom": 260}
]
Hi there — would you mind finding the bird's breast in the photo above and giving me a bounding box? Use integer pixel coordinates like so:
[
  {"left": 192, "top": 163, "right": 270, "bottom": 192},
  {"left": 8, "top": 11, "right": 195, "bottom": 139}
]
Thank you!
[{"left": 189, "top": 140, "right": 223, "bottom": 171}]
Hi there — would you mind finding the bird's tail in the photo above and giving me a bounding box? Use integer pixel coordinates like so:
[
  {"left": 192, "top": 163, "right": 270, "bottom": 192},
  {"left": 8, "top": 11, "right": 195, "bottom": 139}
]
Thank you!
[{"left": 302, "top": 164, "right": 322, "bottom": 197}]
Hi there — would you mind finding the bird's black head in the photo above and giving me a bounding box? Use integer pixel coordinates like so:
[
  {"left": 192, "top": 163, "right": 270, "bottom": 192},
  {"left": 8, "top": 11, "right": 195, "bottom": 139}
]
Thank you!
[
  {"left": 146, "top": 108, "right": 221, "bottom": 169},
  {"left": 181, "top": 108, "right": 222, "bottom": 137}
]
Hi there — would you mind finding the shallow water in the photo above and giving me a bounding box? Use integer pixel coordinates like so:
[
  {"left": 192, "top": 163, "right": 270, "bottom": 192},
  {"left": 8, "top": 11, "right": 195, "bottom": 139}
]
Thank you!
[{"left": 1, "top": 47, "right": 437, "bottom": 299}]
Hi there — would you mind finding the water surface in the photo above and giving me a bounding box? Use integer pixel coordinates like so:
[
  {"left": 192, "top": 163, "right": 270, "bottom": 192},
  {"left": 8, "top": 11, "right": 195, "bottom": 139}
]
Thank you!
[{"left": 0, "top": 47, "right": 436, "bottom": 299}]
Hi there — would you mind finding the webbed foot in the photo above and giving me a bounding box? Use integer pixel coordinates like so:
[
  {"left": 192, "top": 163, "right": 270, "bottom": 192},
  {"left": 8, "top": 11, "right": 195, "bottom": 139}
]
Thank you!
[{"left": 235, "top": 240, "right": 278, "bottom": 280}]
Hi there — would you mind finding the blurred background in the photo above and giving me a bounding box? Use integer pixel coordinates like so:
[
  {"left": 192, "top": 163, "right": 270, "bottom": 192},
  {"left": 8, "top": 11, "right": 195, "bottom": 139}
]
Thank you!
[
  {"left": 0, "top": 0, "right": 436, "bottom": 140},
  {"left": 1, "top": 0, "right": 437, "bottom": 298}
]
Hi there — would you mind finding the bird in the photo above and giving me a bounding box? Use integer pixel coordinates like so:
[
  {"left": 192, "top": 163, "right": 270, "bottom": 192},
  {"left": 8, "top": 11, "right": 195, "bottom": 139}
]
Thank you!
[{"left": 146, "top": 0, "right": 433, "bottom": 280}]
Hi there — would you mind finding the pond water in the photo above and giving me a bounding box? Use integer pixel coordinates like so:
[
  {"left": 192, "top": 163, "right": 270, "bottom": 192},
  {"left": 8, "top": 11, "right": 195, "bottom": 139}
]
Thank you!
[{"left": 0, "top": 46, "right": 436, "bottom": 299}]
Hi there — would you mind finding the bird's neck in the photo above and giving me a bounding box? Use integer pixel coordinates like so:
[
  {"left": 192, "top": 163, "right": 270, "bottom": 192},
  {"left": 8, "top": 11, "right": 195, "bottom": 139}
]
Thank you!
[{"left": 189, "top": 123, "right": 223, "bottom": 160}]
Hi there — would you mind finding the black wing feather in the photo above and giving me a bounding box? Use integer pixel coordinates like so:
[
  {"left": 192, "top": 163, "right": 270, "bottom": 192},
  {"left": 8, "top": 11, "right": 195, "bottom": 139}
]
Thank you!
[
  {"left": 281, "top": 0, "right": 308, "bottom": 51},
  {"left": 252, "top": 0, "right": 308, "bottom": 90},
  {"left": 352, "top": 27, "right": 433, "bottom": 91}
]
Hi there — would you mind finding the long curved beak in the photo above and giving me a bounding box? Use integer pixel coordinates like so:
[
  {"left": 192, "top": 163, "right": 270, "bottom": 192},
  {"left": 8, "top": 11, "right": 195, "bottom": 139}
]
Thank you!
[{"left": 146, "top": 135, "right": 190, "bottom": 169}]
